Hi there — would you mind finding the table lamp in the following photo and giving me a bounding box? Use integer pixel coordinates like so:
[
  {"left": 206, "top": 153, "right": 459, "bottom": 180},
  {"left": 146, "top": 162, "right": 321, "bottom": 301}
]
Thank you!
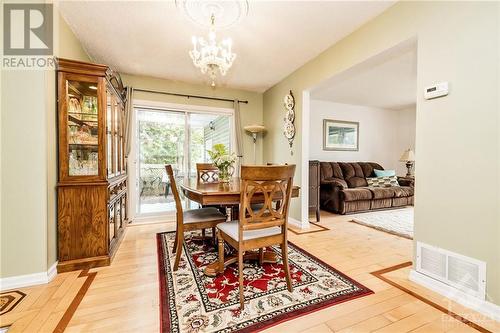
[
  {"left": 244, "top": 125, "right": 266, "bottom": 164},
  {"left": 399, "top": 149, "right": 415, "bottom": 177}
]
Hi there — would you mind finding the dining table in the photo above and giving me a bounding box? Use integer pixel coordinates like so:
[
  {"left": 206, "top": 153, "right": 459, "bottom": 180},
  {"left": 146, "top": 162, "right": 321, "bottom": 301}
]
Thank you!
[{"left": 181, "top": 177, "right": 300, "bottom": 276}]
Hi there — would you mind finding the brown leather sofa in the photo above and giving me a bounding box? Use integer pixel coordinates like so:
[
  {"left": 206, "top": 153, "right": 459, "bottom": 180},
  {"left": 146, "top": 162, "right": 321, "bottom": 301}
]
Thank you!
[{"left": 320, "top": 162, "right": 414, "bottom": 214}]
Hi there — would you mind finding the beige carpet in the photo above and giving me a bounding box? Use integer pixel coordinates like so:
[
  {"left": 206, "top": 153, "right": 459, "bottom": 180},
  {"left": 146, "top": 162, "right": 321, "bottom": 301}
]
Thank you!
[{"left": 350, "top": 207, "right": 414, "bottom": 239}]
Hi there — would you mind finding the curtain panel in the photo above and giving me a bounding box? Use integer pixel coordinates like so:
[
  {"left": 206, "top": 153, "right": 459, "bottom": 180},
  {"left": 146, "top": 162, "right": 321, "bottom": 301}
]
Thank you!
[
  {"left": 233, "top": 99, "right": 244, "bottom": 174},
  {"left": 124, "top": 86, "right": 134, "bottom": 157}
]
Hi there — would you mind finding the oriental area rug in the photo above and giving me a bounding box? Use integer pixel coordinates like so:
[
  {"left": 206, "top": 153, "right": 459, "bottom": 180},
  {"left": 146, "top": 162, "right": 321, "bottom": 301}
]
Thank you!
[{"left": 157, "top": 231, "right": 373, "bottom": 333}]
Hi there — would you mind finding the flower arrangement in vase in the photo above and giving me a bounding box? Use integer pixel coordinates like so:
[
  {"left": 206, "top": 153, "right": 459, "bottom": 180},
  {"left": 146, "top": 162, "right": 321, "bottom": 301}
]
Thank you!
[{"left": 207, "top": 144, "right": 237, "bottom": 183}]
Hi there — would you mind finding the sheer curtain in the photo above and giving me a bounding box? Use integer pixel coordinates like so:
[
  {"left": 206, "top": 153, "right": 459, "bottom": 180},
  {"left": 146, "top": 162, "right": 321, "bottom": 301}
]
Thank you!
[
  {"left": 124, "top": 86, "right": 134, "bottom": 157},
  {"left": 233, "top": 99, "right": 243, "bottom": 175}
]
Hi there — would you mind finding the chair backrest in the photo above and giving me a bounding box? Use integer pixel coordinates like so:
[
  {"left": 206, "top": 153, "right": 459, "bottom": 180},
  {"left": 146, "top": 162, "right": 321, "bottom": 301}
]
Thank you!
[
  {"left": 196, "top": 163, "right": 219, "bottom": 183},
  {"left": 165, "top": 165, "right": 183, "bottom": 220},
  {"left": 239, "top": 165, "right": 296, "bottom": 233}
]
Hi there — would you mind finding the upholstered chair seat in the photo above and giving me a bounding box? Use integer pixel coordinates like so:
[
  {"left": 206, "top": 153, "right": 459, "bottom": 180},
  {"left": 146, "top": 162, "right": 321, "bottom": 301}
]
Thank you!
[
  {"left": 217, "top": 220, "right": 281, "bottom": 241},
  {"left": 183, "top": 207, "right": 226, "bottom": 224}
]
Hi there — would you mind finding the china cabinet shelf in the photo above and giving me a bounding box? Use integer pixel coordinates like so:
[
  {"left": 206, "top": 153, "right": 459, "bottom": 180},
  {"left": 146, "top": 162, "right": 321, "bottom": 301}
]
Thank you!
[
  {"left": 68, "top": 112, "right": 99, "bottom": 116},
  {"left": 68, "top": 144, "right": 99, "bottom": 148},
  {"left": 57, "top": 58, "right": 128, "bottom": 273}
]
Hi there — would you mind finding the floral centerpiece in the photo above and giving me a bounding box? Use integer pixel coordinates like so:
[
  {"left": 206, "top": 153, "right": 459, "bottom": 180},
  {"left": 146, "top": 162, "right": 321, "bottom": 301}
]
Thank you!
[{"left": 207, "top": 144, "right": 237, "bottom": 183}]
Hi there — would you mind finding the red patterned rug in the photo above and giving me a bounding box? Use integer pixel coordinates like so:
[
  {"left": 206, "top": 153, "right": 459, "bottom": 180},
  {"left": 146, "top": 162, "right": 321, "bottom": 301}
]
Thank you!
[{"left": 157, "top": 231, "right": 372, "bottom": 333}]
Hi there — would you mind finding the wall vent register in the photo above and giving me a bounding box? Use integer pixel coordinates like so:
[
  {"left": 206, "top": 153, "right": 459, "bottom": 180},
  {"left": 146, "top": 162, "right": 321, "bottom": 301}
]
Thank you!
[{"left": 416, "top": 241, "right": 486, "bottom": 300}]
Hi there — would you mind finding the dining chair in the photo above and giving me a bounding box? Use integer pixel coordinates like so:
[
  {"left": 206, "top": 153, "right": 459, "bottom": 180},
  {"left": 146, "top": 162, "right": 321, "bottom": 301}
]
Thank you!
[
  {"left": 196, "top": 163, "right": 223, "bottom": 238},
  {"left": 196, "top": 163, "right": 219, "bottom": 183},
  {"left": 216, "top": 164, "right": 296, "bottom": 309},
  {"left": 165, "top": 165, "right": 227, "bottom": 271}
]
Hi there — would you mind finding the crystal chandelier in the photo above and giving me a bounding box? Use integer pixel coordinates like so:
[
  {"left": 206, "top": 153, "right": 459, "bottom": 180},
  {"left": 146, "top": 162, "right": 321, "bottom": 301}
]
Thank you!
[{"left": 189, "top": 14, "right": 236, "bottom": 87}]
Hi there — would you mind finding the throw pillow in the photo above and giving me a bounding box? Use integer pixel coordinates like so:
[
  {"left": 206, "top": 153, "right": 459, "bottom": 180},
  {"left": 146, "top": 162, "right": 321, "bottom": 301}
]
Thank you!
[
  {"left": 374, "top": 169, "right": 396, "bottom": 177},
  {"left": 366, "top": 175, "right": 400, "bottom": 187}
]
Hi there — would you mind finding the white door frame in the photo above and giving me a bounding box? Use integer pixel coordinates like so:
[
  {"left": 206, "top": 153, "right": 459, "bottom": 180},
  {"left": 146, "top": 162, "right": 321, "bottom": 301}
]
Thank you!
[
  {"left": 128, "top": 99, "right": 235, "bottom": 224},
  {"left": 300, "top": 90, "right": 311, "bottom": 229}
]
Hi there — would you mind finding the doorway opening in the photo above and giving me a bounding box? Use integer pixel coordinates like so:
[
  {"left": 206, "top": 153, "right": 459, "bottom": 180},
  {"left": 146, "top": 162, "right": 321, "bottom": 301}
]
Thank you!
[{"left": 302, "top": 38, "right": 417, "bottom": 238}]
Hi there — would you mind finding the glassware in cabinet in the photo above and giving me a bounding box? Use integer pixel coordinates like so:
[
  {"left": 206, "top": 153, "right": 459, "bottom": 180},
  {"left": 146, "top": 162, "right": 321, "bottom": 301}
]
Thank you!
[
  {"left": 67, "top": 80, "right": 99, "bottom": 176},
  {"left": 113, "top": 99, "right": 120, "bottom": 176}
]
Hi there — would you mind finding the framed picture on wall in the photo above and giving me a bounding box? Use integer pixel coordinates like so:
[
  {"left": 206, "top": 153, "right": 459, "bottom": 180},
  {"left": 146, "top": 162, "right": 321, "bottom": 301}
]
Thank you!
[{"left": 323, "top": 119, "right": 359, "bottom": 151}]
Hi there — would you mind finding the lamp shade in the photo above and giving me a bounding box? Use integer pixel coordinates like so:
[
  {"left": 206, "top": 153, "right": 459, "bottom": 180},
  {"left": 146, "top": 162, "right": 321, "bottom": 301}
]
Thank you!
[
  {"left": 244, "top": 125, "right": 266, "bottom": 133},
  {"left": 399, "top": 149, "right": 415, "bottom": 162}
]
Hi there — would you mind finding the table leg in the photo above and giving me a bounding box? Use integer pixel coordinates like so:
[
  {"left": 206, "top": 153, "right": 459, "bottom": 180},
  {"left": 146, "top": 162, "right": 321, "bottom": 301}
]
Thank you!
[{"left": 225, "top": 206, "right": 232, "bottom": 221}]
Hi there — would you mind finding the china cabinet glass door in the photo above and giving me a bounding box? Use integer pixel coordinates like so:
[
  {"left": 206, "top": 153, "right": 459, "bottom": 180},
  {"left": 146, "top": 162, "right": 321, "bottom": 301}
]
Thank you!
[
  {"left": 66, "top": 78, "right": 100, "bottom": 177},
  {"left": 106, "top": 91, "right": 113, "bottom": 178}
]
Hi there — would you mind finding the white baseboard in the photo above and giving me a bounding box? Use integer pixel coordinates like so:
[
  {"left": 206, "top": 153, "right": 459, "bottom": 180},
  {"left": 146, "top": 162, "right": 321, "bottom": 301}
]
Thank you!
[
  {"left": 409, "top": 269, "right": 500, "bottom": 322},
  {"left": 288, "top": 217, "right": 304, "bottom": 229},
  {"left": 0, "top": 261, "right": 58, "bottom": 291}
]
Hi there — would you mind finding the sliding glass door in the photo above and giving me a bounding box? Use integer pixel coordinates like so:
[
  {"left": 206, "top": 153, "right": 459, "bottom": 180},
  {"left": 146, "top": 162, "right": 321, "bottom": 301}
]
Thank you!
[{"left": 134, "top": 106, "right": 233, "bottom": 218}]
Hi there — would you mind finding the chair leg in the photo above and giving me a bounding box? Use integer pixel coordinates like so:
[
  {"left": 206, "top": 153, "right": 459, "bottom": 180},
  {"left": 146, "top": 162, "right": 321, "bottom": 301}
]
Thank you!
[
  {"left": 212, "top": 227, "right": 216, "bottom": 246},
  {"left": 173, "top": 232, "right": 183, "bottom": 271},
  {"left": 172, "top": 230, "right": 178, "bottom": 254},
  {"left": 238, "top": 250, "right": 245, "bottom": 309},
  {"left": 218, "top": 231, "right": 225, "bottom": 274},
  {"left": 202, "top": 228, "right": 206, "bottom": 238},
  {"left": 281, "top": 242, "right": 293, "bottom": 292},
  {"left": 258, "top": 248, "right": 264, "bottom": 265}
]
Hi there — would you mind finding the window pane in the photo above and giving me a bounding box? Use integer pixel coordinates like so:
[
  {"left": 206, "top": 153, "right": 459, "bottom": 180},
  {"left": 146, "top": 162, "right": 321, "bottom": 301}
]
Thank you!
[
  {"left": 189, "top": 113, "right": 232, "bottom": 178},
  {"left": 137, "top": 109, "right": 185, "bottom": 215}
]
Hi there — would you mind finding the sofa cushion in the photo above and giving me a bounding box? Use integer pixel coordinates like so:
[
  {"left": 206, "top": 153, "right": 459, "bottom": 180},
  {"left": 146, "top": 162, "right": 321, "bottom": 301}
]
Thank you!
[
  {"left": 397, "top": 177, "right": 414, "bottom": 187},
  {"left": 369, "top": 187, "right": 397, "bottom": 199},
  {"left": 359, "top": 162, "right": 384, "bottom": 178},
  {"left": 320, "top": 162, "right": 344, "bottom": 181},
  {"left": 346, "top": 177, "right": 368, "bottom": 188},
  {"left": 339, "top": 163, "right": 370, "bottom": 188},
  {"left": 366, "top": 176, "right": 399, "bottom": 188},
  {"left": 321, "top": 177, "right": 348, "bottom": 189},
  {"left": 341, "top": 188, "right": 373, "bottom": 201},
  {"left": 374, "top": 169, "right": 396, "bottom": 177},
  {"left": 394, "top": 186, "right": 414, "bottom": 197},
  {"left": 340, "top": 162, "right": 363, "bottom": 178}
]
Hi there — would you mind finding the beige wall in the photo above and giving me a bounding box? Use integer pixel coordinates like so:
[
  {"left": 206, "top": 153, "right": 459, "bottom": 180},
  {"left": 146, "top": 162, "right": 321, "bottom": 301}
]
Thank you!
[
  {"left": 122, "top": 74, "right": 264, "bottom": 165},
  {"left": 0, "top": 6, "right": 91, "bottom": 278},
  {"left": 263, "top": 1, "right": 500, "bottom": 304},
  {"left": 1, "top": 71, "right": 50, "bottom": 277},
  {"left": 1, "top": 5, "right": 262, "bottom": 279}
]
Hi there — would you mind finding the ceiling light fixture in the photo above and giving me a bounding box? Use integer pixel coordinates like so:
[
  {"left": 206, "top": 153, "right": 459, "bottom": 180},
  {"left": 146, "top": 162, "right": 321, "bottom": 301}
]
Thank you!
[
  {"left": 176, "top": 0, "right": 247, "bottom": 87},
  {"left": 189, "top": 14, "right": 236, "bottom": 87}
]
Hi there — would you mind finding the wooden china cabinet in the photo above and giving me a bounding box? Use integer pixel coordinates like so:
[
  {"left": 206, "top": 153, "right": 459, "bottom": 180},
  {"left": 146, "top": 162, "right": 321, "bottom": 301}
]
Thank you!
[{"left": 56, "top": 58, "right": 128, "bottom": 272}]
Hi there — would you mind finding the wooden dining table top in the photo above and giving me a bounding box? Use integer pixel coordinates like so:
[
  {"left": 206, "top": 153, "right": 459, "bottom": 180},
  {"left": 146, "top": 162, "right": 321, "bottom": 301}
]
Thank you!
[{"left": 180, "top": 177, "right": 300, "bottom": 206}]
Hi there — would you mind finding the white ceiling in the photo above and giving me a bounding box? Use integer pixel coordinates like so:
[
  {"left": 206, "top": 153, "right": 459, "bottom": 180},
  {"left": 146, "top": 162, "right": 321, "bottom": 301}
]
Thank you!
[
  {"left": 311, "top": 40, "right": 417, "bottom": 110},
  {"left": 58, "top": 1, "right": 395, "bottom": 92}
]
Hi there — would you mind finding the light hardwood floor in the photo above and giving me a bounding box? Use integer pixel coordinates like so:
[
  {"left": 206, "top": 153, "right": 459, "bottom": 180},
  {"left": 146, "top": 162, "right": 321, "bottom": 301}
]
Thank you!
[{"left": 1, "top": 210, "right": 499, "bottom": 332}]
